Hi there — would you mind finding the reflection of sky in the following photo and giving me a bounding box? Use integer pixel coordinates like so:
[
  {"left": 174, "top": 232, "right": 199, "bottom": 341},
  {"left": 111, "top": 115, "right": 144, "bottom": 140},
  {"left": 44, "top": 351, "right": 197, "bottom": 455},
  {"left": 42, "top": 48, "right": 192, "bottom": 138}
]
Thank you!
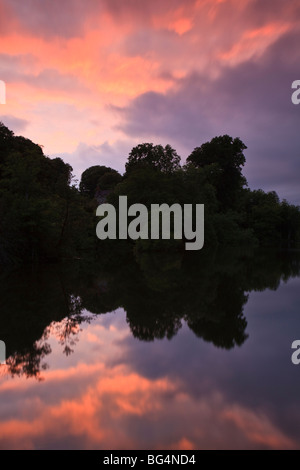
[{"left": 0, "top": 279, "right": 300, "bottom": 450}]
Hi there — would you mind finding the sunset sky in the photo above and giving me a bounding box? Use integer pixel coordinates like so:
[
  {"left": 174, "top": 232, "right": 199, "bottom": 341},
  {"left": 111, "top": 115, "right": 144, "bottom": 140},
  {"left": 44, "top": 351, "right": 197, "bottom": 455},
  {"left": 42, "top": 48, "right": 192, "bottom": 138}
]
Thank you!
[{"left": 0, "top": 0, "right": 299, "bottom": 202}]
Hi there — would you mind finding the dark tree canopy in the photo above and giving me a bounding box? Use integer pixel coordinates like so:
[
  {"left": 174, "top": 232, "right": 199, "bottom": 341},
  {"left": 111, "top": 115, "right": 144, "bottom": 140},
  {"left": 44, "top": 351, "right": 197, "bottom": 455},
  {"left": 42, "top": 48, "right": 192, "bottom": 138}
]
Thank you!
[
  {"left": 98, "top": 169, "right": 122, "bottom": 190},
  {"left": 0, "top": 122, "right": 94, "bottom": 264},
  {"left": 0, "top": 122, "right": 14, "bottom": 160},
  {"left": 1, "top": 122, "right": 300, "bottom": 265},
  {"left": 187, "top": 135, "right": 247, "bottom": 210},
  {"left": 125, "top": 143, "right": 181, "bottom": 175},
  {"left": 79, "top": 165, "right": 122, "bottom": 198}
]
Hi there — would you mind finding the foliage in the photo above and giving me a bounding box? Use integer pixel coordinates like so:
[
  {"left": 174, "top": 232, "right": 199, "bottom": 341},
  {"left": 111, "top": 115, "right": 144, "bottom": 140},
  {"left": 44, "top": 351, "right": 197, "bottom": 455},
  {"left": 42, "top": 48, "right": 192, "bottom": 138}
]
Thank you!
[
  {"left": 1, "top": 123, "right": 300, "bottom": 265},
  {"left": 125, "top": 143, "right": 181, "bottom": 175},
  {"left": 79, "top": 165, "right": 122, "bottom": 197},
  {"left": 3, "top": 247, "right": 300, "bottom": 379},
  {"left": 187, "top": 135, "right": 247, "bottom": 210},
  {"left": 0, "top": 123, "right": 95, "bottom": 264}
]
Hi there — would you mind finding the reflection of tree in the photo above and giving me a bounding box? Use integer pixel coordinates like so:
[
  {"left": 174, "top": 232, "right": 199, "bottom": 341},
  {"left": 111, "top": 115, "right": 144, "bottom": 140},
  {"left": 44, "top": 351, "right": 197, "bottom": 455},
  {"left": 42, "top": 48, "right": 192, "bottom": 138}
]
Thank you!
[
  {"left": 1, "top": 247, "right": 300, "bottom": 378},
  {"left": 48, "top": 316, "right": 81, "bottom": 357},
  {"left": 115, "top": 248, "right": 300, "bottom": 346},
  {"left": 186, "top": 280, "right": 249, "bottom": 349},
  {"left": 43, "top": 295, "right": 87, "bottom": 357},
  {"left": 3, "top": 342, "right": 51, "bottom": 380},
  {"left": 122, "top": 249, "right": 250, "bottom": 346},
  {"left": 127, "top": 311, "right": 182, "bottom": 342},
  {"left": 0, "top": 266, "right": 94, "bottom": 379}
]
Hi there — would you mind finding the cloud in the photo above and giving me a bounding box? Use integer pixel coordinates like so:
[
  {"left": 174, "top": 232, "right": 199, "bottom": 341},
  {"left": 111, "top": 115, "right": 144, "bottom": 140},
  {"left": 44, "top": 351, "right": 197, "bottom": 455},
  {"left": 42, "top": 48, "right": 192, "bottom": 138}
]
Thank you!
[
  {"left": 55, "top": 140, "right": 133, "bottom": 180},
  {"left": 0, "top": 54, "right": 86, "bottom": 93},
  {"left": 114, "top": 28, "right": 300, "bottom": 203},
  {"left": 0, "top": 53, "right": 37, "bottom": 81},
  {"left": 0, "top": 114, "right": 29, "bottom": 133},
  {"left": 23, "top": 69, "right": 87, "bottom": 92},
  {"left": 0, "top": 310, "right": 298, "bottom": 450},
  {"left": 1, "top": 0, "right": 300, "bottom": 202},
  {"left": 0, "top": 0, "right": 101, "bottom": 38},
  {"left": 100, "top": 0, "right": 197, "bottom": 23}
]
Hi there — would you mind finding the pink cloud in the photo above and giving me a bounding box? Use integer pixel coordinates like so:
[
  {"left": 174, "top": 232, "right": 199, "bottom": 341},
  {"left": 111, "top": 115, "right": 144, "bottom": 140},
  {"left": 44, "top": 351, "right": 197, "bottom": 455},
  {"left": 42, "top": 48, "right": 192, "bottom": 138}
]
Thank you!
[{"left": 0, "top": 0, "right": 300, "bottom": 197}]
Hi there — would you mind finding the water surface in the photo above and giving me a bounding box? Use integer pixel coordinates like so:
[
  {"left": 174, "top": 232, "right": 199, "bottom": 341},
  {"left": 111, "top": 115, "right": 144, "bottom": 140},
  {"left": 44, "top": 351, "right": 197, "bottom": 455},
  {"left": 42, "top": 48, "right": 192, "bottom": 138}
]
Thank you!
[{"left": 0, "top": 249, "right": 300, "bottom": 449}]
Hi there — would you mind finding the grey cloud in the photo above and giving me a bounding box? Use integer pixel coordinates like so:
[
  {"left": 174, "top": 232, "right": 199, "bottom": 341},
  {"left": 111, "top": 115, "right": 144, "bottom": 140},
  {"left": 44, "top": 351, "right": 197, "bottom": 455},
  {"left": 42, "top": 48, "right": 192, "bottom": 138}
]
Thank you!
[
  {"left": 0, "top": 115, "right": 29, "bottom": 133},
  {"left": 2, "top": 0, "right": 101, "bottom": 38},
  {"left": 0, "top": 54, "right": 87, "bottom": 93},
  {"left": 24, "top": 68, "right": 87, "bottom": 92},
  {"left": 54, "top": 140, "right": 132, "bottom": 182},
  {"left": 122, "top": 28, "right": 185, "bottom": 58},
  {"left": 0, "top": 53, "right": 37, "bottom": 81},
  {"left": 113, "top": 79, "right": 212, "bottom": 148},
  {"left": 244, "top": 0, "right": 300, "bottom": 27},
  {"left": 0, "top": 0, "right": 196, "bottom": 40},
  {"left": 101, "top": 0, "right": 197, "bottom": 21},
  {"left": 114, "top": 29, "right": 300, "bottom": 204}
]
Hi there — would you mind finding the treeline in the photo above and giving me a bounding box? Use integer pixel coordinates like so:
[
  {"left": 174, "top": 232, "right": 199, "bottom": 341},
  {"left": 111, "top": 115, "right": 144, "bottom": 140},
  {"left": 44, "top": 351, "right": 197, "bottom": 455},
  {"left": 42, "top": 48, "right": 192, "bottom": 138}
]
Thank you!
[
  {"left": 0, "top": 123, "right": 95, "bottom": 264},
  {"left": 1, "top": 122, "right": 300, "bottom": 264},
  {"left": 83, "top": 138, "right": 300, "bottom": 251}
]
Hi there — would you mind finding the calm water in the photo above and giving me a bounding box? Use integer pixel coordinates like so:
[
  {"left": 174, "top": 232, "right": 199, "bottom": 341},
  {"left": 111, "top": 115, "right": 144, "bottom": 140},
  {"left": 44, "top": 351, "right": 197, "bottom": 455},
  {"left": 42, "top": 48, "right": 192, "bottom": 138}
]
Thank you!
[{"left": 0, "top": 248, "right": 300, "bottom": 449}]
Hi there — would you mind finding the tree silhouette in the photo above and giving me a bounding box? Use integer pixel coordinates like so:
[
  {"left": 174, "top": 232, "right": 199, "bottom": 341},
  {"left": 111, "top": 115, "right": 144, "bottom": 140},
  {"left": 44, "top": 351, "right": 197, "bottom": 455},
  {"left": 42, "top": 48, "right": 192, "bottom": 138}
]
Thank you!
[
  {"left": 187, "top": 135, "right": 247, "bottom": 210},
  {"left": 125, "top": 143, "right": 181, "bottom": 175}
]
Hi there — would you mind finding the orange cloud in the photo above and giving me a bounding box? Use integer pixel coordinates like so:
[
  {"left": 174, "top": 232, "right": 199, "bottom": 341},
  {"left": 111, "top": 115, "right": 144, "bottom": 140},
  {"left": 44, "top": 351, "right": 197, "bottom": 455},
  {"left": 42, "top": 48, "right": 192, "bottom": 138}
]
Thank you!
[
  {"left": 1, "top": 0, "right": 299, "bottom": 181},
  {"left": 0, "top": 355, "right": 297, "bottom": 449},
  {"left": 0, "top": 360, "right": 177, "bottom": 449},
  {"left": 220, "top": 22, "right": 291, "bottom": 65}
]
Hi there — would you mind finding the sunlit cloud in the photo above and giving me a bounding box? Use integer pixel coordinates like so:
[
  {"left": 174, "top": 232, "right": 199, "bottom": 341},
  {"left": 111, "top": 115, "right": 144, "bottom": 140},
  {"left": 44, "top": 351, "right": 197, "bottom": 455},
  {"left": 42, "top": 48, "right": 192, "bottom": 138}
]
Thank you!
[
  {"left": 219, "top": 22, "right": 291, "bottom": 65},
  {"left": 0, "top": 0, "right": 300, "bottom": 199},
  {"left": 0, "top": 313, "right": 298, "bottom": 450}
]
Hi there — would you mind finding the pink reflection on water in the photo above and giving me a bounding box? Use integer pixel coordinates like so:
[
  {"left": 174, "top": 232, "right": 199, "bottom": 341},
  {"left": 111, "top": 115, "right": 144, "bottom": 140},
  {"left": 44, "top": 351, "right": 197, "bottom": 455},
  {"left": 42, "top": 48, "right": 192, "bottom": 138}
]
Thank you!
[{"left": 0, "top": 311, "right": 297, "bottom": 450}]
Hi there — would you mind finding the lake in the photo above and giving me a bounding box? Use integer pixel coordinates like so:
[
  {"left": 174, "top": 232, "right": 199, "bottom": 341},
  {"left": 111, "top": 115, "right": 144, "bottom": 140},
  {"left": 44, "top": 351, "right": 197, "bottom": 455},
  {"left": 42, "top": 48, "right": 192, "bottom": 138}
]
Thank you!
[{"left": 0, "top": 247, "right": 300, "bottom": 449}]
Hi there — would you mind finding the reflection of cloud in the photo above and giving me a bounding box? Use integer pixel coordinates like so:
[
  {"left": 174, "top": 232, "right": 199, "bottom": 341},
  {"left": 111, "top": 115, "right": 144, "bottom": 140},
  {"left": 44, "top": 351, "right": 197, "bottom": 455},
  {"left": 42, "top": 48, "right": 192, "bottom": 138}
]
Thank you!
[
  {"left": 164, "top": 438, "right": 195, "bottom": 450},
  {"left": 0, "top": 360, "right": 296, "bottom": 449},
  {"left": 0, "top": 362, "right": 176, "bottom": 449},
  {"left": 222, "top": 405, "right": 295, "bottom": 449},
  {"left": 0, "top": 314, "right": 298, "bottom": 450}
]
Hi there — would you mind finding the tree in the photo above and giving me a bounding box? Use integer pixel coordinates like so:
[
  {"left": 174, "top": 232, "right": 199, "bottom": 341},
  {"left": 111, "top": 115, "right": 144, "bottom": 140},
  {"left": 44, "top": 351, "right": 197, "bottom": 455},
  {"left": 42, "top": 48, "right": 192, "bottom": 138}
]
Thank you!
[
  {"left": 125, "top": 143, "right": 181, "bottom": 175},
  {"left": 0, "top": 122, "right": 14, "bottom": 165},
  {"left": 187, "top": 135, "right": 247, "bottom": 210},
  {"left": 280, "top": 200, "right": 300, "bottom": 247},
  {"left": 79, "top": 165, "right": 122, "bottom": 198},
  {"left": 98, "top": 170, "right": 122, "bottom": 190},
  {"left": 0, "top": 123, "right": 96, "bottom": 264}
]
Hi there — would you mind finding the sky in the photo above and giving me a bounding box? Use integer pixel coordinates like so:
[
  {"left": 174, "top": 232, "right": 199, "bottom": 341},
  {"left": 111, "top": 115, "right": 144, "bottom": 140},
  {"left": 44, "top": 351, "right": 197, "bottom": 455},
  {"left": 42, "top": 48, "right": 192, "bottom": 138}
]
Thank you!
[{"left": 0, "top": 0, "right": 300, "bottom": 203}]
